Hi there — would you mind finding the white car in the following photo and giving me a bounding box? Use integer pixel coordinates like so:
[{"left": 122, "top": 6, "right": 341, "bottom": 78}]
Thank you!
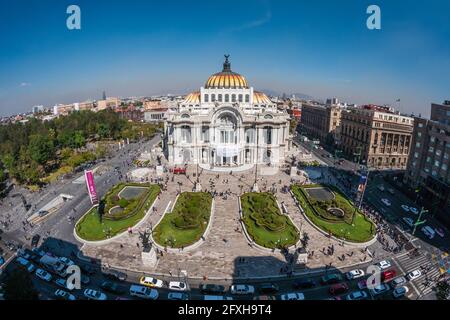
[
  {"left": 401, "top": 205, "right": 410, "bottom": 212},
  {"left": 230, "top": 284, "right": 255, "bottom": 295},
  {"left": 84, "top": 289, "right": 107, "bottom": 300},
  {"left": 345, "top": 269, "right": 365, "bottom": 280},
  {"left": 346, "top": 290, "right": 369, "bottom": 300},
  {"left": 381, "top": 198, "right": 391, "bottom": 207},
  {"left": 59, "top": 257, "right": 75, "bottom": 267},
  {"left": 168, "top": 281, "right": 188, "bottom": 292},
  {"left": 377, "top": 260, "right": 391, "bottom": 270},
  {"left": 392, "top": 286, "right": 409, "bottom": 299},
  {"left": 54, "top": 289, "right": 76, "bottom": 301},
  {"left": 402, "top": 217, "right": 414, "bottom": 228},
  {"left": 35, "top": 268, "right": 52, "bottom": 282},
  {"left": 280, "top": 292, "right": 305, "bottom": 300},
  {"left": 409, "top": 207, "right": 419, "bottom": 215},
  {"left": 140, "top": 276, "right": 164, "bottom": 288},
  {"left": 390, "top": 276, "right": 407, "bottom": 289},
  {"left": 55, "top": 278, "right": 72, "bottom": 291},
  {"left": 407, "top": 270, "right": 422, "bottom": 281},
  {"left": 168, "top": 292, "right": 189, "bottom": 300}
]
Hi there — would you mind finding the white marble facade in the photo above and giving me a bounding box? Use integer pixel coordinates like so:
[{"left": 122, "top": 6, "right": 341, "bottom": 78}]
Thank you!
[{"left": 164, "top": 56, "right": 292, "bottom": 169}]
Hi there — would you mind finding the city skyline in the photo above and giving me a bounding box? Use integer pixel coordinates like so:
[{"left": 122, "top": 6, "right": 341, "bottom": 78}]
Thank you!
[{"left": 1, "top": 0, "right": 450, "bottom": 117}]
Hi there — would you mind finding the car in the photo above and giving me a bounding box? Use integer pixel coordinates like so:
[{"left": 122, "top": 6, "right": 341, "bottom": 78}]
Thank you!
[
  {"left": 329, "top": 283, "right": 349, "bottom": 295},
  {"left": 409, "top": 207, "right": 419, "bottom": 215},
  {"left": 31, "top": 235, "right": 40, "bottom": 247},
  {"left": 387, "top": 188, "right": 395, "bottom": 195},
  {"left": 168, "top": 281, "right": 188, "bottom": 291},
  {"left": 84, "top": 289, "right": 107, "bottom": 300},
  {"left": 100, "top": 281, "right": 125, "bottom": 294},
  {"left": 421, "top": 226, "right": 436, "bottom": 239},
  {"left": 392, "top": 286, "right": 409, "bottom": 299},
  {"left": 129, "top": 285, "right": 159, "bottom": 300},
  {"left": 369, "top": 283, "right": 390, "bottom": 296},
  {"left": 381, "top": 198, "right": 391, "bottom": 207},
  {"left": 292, "top": 278, "right": 316, "bottom": 289},
  {"left": 258, "top": 283, "right": 279, "bottom": 294},
  {"left": 35, "top": 268, "right": 52, "bottom": 282},
  {"left": 54, "top": 289, "right": 76, "bottom": 301},
  {"left": 435, "top": 227, "right": 445, "bottom": 238},
  {"left": 407, "top": 270, "right": 422, "bottom": 281},
  {"left": 140, "top": 276, "right": 164, "bottom": 288},
  {"left": 390, "top": 276, "right": 407, "bottom": 289},
  {"left": 345, "top": 269, "right": 365, "bottom": 280},
  {"left": 0, "top": 255, "right": 4, "bottom": 267},
  {"left": 346, "top": 290, "right": 369, "bottom": 300},
  {"left": 103, "top": 269, "right": 127, "bottom": 281},
  {"left": 401, "top": 205, "right": 410, "bottom": 212},
  {"left": 381, "top": 269, "right": 397, "bottom": 282},
  {"left": 377, "top": 185, "right": 385, "bottom": 192},
  {"left": 280, "top": 292, "right": 305, "bottom": 300},
  {"left": 203, "top": 295, "right": 233, "bottom": 300},
  {"left": 321, "top": 273, "right": 343, "bottom": 285},
  {"left": 16, "top": 257, "right": 35, "bottom": 273},
  {"left": 168, "top": 292, "right": 189, "bottom": 300},
  {"left": 17, "top": 249, "right": 32, "bottom": 260},
  {"left": 81, "top": 274, "right": 90, "bottom": 285},
  {"left": 59, "top": 257, "right": 75, "bottom": 267},
  {"left": 55, "top": 278, "right": 74, "bottom": 291},
  {"left": 376, "top": 260, "right": 391, "bottom": 270},
  {"left": 200, "top": 284, "right": 225, "bottom": 294},
  {"left": 402, "top": 217, "right": 414, "bottom": 228},
  {"left": 253, "top": 295, "right": 277, "bottom": 301},
  {"left": 230, "top": 284, "right": 255, "bottom": 295},
  {"left": 31, "top": 248, "right": 46, "bottom": 257}
]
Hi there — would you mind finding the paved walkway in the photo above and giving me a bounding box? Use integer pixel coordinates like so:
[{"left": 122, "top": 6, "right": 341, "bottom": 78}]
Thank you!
[{"left": 80, "top": 165, "right": 373, "bottom": 278}]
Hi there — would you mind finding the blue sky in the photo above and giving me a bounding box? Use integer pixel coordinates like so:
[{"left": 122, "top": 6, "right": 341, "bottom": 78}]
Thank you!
[{"left": 0, "top": 0, "right": 449, "bottom": 117}]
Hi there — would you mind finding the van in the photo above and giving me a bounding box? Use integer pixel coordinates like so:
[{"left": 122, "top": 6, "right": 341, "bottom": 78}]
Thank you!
[
  {"left": 421, "top": 226, "right": 435, "bottom": 239},
  {"left": 16, "top": 257, "right": 35, "bottom": 273},
  {"left": 129, "top": 285, "right": 158, "bottom": 300}
]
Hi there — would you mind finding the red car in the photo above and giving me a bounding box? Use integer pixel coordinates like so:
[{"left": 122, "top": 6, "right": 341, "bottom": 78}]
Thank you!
[
  {"left": 171, "top": 167, "right": 186, "bottom": 175},
  {"left": 329, "top": 283, "right": 349, "bottom": 295},
  {"left": 381, "top": 269, "right": 397, "bottom": 282}
]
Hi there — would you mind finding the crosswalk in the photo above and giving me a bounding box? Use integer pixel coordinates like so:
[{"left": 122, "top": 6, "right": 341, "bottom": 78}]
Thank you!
[{"left": 394, "top": 252, "right": 443, "bottom": 297}]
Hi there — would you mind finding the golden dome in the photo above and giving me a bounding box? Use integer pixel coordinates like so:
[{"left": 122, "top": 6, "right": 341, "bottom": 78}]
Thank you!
[
  {"left": 183, "top": 91, "right": 200, "bottom": 104},
  {"left": 205, "top": 55, "right": 249, "bottom": 89},
  {"left": 253, "top": 91, "right": 272, "bottom": 104}
]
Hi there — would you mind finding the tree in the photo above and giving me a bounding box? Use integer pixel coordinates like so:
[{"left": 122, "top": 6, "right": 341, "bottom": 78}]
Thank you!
[
  {"left": 3, "top": 266, "right": 39, "bottom": 300},
  {"left": 436, "top": 280, "right": 450, "bottom": 300},
  {"left": 28, "top": 134, "right": 55, "bottom": 165}
]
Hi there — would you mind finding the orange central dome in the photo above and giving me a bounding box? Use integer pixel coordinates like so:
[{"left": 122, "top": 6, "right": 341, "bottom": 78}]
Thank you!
[{"left": 205, "top": 55, "right": 249, "bottom": 89}]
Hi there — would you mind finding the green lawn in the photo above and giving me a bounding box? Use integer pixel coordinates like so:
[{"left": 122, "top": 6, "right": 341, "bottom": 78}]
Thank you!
[
  {"left": 152, "top": 192, "right": 212, "bottom": 248},
  {"left": 240, "top": 192, "right": 299, "bottom": 249},
  {"left": 75, "top": 184, "right": 160, "bottom": 241},
  {"left": 291, "top": 184, "right": 375, "bottom": 243}
]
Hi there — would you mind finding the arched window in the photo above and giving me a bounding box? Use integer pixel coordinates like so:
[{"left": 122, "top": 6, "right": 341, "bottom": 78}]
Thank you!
[
  {"left": 211, "top": 94, "right": 216, "bottom": 102},
  {"left": 245, "top": 94, "right": 250, "bottom": 102},
  {"left": 204, "top": 94, "right": 209, "bottom": 102},
  {"left": 238, "top": 94, "right": 243, "bottom": 102},
  {"left": 224, "top": 94, "right": 229, "bottom": 102},
  {"left": 231, "top": 94, "right": 236, "bottom": 102},
  {"left": 218, "top": 94, "right": 222, "bottom": 102},
  {"left": 263, "top": 126, "right": 273, "bottom": 145},
  {"left": 180, "top": 125, "right": 192, "bottom": 143}
]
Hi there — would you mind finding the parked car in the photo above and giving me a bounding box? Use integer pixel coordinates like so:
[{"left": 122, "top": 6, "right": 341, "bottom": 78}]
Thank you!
[
  {"left": 376, "top": 260, "right": 391, "bottom": 270},
  {"left": 103, "top": 269, "right": 127, "bottom": 281},
  {"left": 421, "top": 226, "right": 436, "bottom": 239},
  {"left": 35, "top": 268, "right": 52, "bottom": 282},
  {"left": 402, "top": 217, "right": 414, "bottom": 228},
  {"left": 140, "top": 276, "right": 164, "bottom": 288},
  {"left": 129, "top": 285, "right": 159, "bottom": 300},
  {"left": 16, "top": 257, "right": 35, "bottom": 273},
  {"left": 381, "top": 198, "right": 391, "bottom": 207},
  {"left": 168, "top": 281, "right": 188, "bottom": 292},
  {"left": 81, "top": 274, "right": 90, "bottom": 285},
  {"left": 292, "top": 278, "right": 316, "bottom": 289},
  {"left": 390, "top": 276, "right": 407, "bottom": 289},
  {"left": 357, "top": 279, "right": 368, "bottom": 290},
  {"left": 31, "top": 235, "right": 40, "bottom": 248},
  {"left": 168, "top": 292, "right": 189, "bottom": 300},
  {"left": 329, "top": 283, "right": 349, "bottom": 295},
  {"left": 401, "top": 205, "right": 410, "bottom": 212},
  {"left": 79, "top": 264, "right": 97, "bottom": 275},
  {"left": 409, "top": 207, "right": 419, "bottom": 215},
  {"left": 54, "top": 289, "right": 76, "bottom": 301},
  {"left": 346, "top": 290, "right": 369, "bottom": 300},
  {"left": 280, "top": 292, "right": 305, "bottom": 300},
  {"left": 407, "top": 270, "right": 422, "bottom": 281},
  {"left": 55, "top": 278, "right": 73, "bottom": 291},
  {"left": 84, "top": 289, "right": 107, "bottom": 300},
  {"left": 345, "top": 269, "right": 365, "bottom": 280},
  {"left": 230, "top": 284, "right": 255, "bottom": 295},
  {"left": 381, "top": 269, "right": 397, "bottom": 282},
  {"left": 392, "top": 286, "right": 409, "bottom": 299},
  {"left": 58, "top": 257, "right": 75, "bottom": 267},
  {"left": 377, "top": 185, "right": 385, "bottom": 192},
  {"left": 200, "top": 284, "right": 225, "bottom": 294},
  {"left": 369, "top": 283, "right": 390, "bottom": 296},
  {"left": 321, "top": 273, "right": 343, "bottom": 285},
  {"left": 387, "top": 188, "right": 395, "bottom": 195},
  {"left": 100, "top": 281, "right": 125, "bottom": 294},
  {"left": 203, "top": 295, "right": 233, "bottom": 300},
  {"left": 258, "top": 283, "right": 279, "bottom": 294},
  {"left": 435, "top": 227, "right": 445, "bottom": 238},
  {"left": 0, "top": 255, "right": 4, "bottom": 267}
]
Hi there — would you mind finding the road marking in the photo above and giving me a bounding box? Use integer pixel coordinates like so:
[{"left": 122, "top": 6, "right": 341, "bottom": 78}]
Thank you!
[{"left": 393, "top": 257, "right": 421, "bottom": 297}]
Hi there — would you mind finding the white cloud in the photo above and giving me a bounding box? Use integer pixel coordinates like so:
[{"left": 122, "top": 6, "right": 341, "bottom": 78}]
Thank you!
[{"left": 19, "top": 82, "right": 31, "bottom": 87}]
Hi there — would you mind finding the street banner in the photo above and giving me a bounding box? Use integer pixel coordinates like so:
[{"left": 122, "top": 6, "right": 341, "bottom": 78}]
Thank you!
[
  {"left": 84, "top": 170, "right": 98, "bottom": 205},
  {"left": 358, "top": 175, "right": 367, "bottom": 192}
]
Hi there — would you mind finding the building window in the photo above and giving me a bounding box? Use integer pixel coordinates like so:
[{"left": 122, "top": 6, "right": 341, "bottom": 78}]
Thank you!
[
  {"left": 231, "top": 94, "right": 236, "bottom": 102},
  {"left": 416, "top": 142, "right": 421, "bottom": 148},
  {"left": 218, "top": 94, "right": 223, "bottom": 102},
  {"left": 245, "top": 94, "right": 250, "bottom": 102},
  {"left": 429, "top": 147, "right": 434, "bottom": 153},
  {"left": 211, "top": 94, "right": 216, "bottom": 102},
  {"left": 238, "top": 94, "right": 243, "bottom": 102},
  {"left": 204, "top": 94, "right": 209, "bottom": 102},
  {"left": 180, "top": 125, "right": 192, "bottom": 143},
  {"left": 264, "top": 126, "right": 273, "bottom": 145},
  {"left": 224, "top": 94, "right": 229, "bottom": 102}
]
